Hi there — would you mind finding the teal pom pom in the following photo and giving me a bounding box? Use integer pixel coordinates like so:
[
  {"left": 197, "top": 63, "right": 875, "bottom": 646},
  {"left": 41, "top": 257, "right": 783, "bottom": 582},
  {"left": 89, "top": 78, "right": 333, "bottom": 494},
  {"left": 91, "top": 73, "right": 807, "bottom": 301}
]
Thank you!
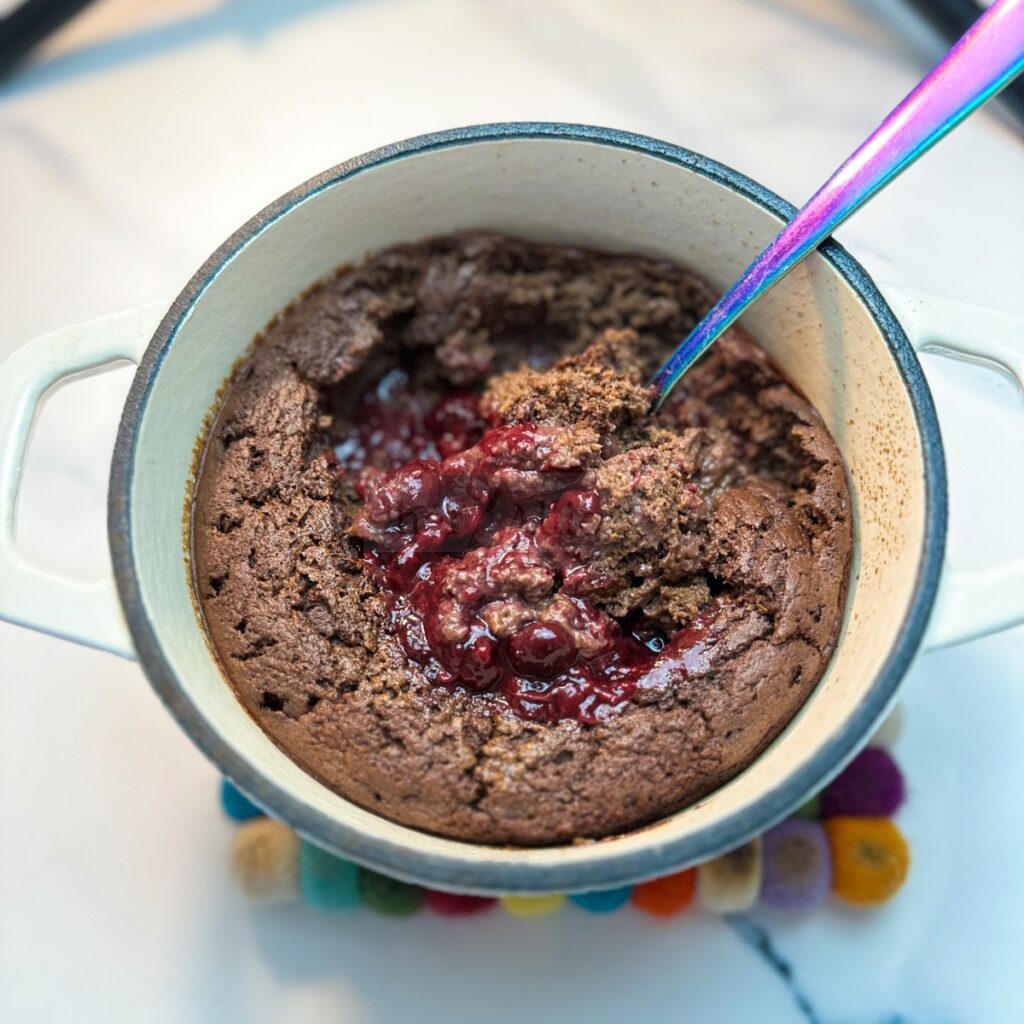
[
  {"left": 360, "top": 869, "right": 424, "bottom": 917},
  {"left": 299, "top": 841, "right": 361, "bottom": 910},
  {"left": 221, "top": 779, "right": 265, "bottom": 821},
  {"left": 570, "top": 887, "right": 632, "bottom": 913}
]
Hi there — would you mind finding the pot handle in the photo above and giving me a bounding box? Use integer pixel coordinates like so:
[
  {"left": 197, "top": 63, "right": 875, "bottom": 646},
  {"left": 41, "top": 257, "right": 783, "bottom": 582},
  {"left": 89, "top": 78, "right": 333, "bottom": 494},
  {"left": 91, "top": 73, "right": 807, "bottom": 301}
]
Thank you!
[
  {"left": 0, "top": 305, "right": 165, "bottom": 659},
  {"left": 881, "top": 284, "right": 1024, "bottom": 652}
]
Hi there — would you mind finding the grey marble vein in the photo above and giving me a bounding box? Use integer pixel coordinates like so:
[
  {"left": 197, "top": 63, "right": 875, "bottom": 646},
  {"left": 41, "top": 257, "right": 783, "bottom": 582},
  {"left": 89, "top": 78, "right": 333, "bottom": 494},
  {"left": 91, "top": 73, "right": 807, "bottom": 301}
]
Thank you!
[
  {"left": 727, "top": 915, "right": 952, "bottom": 1024},
  {"left": 729, "top": 915, "right": 824, "bottom": 1024}
]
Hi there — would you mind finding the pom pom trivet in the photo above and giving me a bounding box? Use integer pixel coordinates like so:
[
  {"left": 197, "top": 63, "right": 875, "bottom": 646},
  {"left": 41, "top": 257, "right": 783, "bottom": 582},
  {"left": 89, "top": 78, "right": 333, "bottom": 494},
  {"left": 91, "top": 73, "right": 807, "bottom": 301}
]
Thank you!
[
  {"left": 760, "top": 820, "right": 832, "bottom": 912},
  {"left": 824, "top": 817, "right": 910, "bottom": 906},
  {"left": 222, "top": 706, "right": 913, "bottom": 918},
  {"left": 793, "top": 794, "right": 822, "bottom": 820},
  {"left": 500, "top": 894, "right": 566, "bottom": 917},
  {"left": 221, "top": 779, "right": 265, "bottom": 822},
  {"left": 632, "top": 869, "right": 696, "bottom": 918},
  {"left": 299, "top": 841, "right": 361, "bottom": 910},
  {"left": 570, "top": 887, "right": 633, "bottom": 914},
  {"left": 697, "top": 839, "right": 762, "bottom": 914},
  {"left": 360, "top": 870, "right": 424, "bottom": 917},
  {"left": 424, "top": 891, "right": 496, "bottom": 916},
  {"left": 821, "top": 747, "right": 905, "bottom": 818},
  {"left": 870, "top": 704, "right": 903, "bottom": 749},
  {"left": 231, "top": 819, "right": 300, "bottom": 902}
]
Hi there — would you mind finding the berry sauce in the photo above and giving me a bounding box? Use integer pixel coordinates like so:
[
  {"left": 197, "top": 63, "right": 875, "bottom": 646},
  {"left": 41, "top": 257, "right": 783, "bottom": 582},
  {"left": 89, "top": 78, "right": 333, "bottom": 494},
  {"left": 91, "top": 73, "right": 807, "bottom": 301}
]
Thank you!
[
  {"left": 338, "top": 372, "right": 715, "bottom": 724},
  {"left": 333, "top": 369, "right": 488, "bottom": 472}
]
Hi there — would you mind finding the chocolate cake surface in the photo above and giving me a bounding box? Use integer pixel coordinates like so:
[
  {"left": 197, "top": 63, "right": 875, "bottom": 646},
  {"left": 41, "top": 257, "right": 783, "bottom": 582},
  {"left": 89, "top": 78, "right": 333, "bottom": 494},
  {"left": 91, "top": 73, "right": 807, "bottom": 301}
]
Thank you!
[{"left": 192, "top": 233, "right": 851, "bottom": 846}]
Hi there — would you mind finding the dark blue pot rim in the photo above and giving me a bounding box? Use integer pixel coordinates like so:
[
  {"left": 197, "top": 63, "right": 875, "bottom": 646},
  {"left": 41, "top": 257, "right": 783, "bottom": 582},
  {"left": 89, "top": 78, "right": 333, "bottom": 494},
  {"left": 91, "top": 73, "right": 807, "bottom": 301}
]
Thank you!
[{"left": 108, "top": 122, "right": 946, "bottom": 894}]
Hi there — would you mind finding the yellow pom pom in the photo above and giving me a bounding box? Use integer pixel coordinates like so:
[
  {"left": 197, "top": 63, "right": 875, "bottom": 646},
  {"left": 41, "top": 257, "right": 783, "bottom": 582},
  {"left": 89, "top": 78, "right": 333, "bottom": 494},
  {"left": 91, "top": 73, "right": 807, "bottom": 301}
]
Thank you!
[
  {"left": 824, "top": 817, "right": 909, "bottom": 906},
  {"left": 230, "top": 819, "right": 301, "bottom": 902},
  {"left": 697, "top": 838, "right": 762, "bottom": 913},
  {"left": 500, "top": 894, "right": 566, "bottom": 917}
]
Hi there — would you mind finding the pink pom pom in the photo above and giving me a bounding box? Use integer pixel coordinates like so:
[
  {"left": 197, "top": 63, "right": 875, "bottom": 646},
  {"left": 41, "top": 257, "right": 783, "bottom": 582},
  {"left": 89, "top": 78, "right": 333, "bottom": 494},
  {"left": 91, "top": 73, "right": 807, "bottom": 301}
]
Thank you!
[{"left": 424, "top": 890, "right": 497, "bottom": 916}]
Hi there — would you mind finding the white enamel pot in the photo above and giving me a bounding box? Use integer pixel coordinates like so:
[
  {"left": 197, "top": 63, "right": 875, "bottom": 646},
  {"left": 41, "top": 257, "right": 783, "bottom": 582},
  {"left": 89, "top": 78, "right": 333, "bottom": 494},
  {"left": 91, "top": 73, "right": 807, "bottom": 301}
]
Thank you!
[{"left": 2, "top": 124, "right": 1023, "bottom": 895}]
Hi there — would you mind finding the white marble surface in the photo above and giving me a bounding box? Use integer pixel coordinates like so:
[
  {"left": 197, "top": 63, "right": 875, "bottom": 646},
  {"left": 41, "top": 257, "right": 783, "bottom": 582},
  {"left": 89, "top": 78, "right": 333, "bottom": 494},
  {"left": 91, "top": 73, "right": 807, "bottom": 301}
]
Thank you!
[{"left": 1, "top": 1, "right": 1023, "bottom": 1021}]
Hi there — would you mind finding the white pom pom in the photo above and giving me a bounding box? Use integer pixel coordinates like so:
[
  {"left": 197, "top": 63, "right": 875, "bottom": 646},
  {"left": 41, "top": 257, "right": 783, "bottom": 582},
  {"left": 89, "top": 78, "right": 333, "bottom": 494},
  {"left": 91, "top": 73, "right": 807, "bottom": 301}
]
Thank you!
[
  {"left": 230, "top": 819, "right": 301, "bottom": 902},
  {"left": 697, "top": 838, "right": 762, "bottom": 913},
  {"left": 870, "top": 704, "right": 903, "bottom": 749}
]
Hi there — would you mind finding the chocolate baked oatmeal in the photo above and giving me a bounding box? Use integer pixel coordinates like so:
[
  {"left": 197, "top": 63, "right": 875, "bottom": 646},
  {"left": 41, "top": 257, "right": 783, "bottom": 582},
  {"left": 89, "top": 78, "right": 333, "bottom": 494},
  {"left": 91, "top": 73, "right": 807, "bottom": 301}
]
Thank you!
[{"left": 192, "top": 233, "right": 851, "bottom": 846}]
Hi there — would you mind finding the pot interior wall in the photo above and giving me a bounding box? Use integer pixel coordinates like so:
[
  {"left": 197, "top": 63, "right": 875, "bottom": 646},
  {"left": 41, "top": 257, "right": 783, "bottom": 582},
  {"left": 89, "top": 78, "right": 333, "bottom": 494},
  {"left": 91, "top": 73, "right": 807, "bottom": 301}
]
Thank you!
[{"left": 124, "top": 135, "right": 927, "bottom": 887}]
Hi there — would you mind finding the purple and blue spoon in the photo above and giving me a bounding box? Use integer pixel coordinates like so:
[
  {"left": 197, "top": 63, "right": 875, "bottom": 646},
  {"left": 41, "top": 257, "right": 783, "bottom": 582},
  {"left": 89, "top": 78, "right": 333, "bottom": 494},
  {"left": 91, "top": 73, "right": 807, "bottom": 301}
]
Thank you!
[{"left": 651, "top": 0, "right": 1024, "bottom": 409}]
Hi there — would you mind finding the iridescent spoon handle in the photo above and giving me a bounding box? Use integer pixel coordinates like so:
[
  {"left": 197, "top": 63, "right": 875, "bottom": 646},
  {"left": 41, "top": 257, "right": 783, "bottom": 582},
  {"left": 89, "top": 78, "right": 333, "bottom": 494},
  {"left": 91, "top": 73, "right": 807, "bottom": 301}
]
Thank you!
[{"left": 651, "top": 0, "right": 1024, "bottom": 409}]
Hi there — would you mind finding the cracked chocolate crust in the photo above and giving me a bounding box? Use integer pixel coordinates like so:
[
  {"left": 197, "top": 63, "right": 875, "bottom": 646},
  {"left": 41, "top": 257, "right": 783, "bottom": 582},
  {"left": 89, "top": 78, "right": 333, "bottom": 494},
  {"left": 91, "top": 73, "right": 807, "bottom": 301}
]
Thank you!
[{"left": 192, "top": 232, "right": 852, "bottom": 846}]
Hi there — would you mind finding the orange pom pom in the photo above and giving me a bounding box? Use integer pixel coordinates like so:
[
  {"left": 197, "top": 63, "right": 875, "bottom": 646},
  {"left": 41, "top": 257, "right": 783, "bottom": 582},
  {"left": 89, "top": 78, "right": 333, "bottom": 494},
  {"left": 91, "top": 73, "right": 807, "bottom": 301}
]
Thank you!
[
  {"left": 824, "top": 817, "right": 909, "bottom": 906},
  {"left": 631, "top": 869, "right": 696, "bottom": 918}
]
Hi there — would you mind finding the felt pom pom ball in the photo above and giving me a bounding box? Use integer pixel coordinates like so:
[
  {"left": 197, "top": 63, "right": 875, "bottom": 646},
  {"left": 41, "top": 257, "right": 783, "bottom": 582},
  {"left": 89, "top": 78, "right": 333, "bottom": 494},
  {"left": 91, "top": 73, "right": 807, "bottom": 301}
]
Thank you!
[
  {"left": 299, "top": 841, "right": 361, "bottom": 910},
  {"left": 793, "top": 794, "right": 822, "bottom": 820},
  {"left": 870, "top": 704, "right": 903, "bottom": 749},
  {"left": 821, "top": 747, "right": 905, "bottom": 818},
  {"left": 424, "top": 890, "right": 497, "bottom": 916},
  {"left": 221, "top": 779, "right": 265, "bottom": 822},
  {"left": 360, "top": 870, "right": 424, "bottom": 917},
  {"left": 760, "top": 819, "right": 831, "bottom": 911},
  {"left": 230, "top": 819, "right": 300, "bottom": 902},
  {"left": 632, "top": 869, "right": 696, "bottom": 918},
  {"left": 500, "top": 894, "right": 566, "bottom": 917},
  {"left": 825, "top": 817, "right": 909, "bottom": 906},
  {"left": 570, "top": 887, "right": 633, "bottom": 914},
  {"left": 697, "top": 839, "right": 762, "bottom": 914}
]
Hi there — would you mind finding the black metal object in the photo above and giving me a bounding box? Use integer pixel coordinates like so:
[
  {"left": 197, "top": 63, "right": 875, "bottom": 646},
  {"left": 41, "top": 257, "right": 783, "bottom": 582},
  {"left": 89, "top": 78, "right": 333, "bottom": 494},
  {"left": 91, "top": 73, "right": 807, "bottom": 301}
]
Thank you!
[
  {"left": 0, "top": 0, "right": 98, "bottom": 80},
  {"left": 1, "top": 0, "right": 1019, "bottom": 133}
]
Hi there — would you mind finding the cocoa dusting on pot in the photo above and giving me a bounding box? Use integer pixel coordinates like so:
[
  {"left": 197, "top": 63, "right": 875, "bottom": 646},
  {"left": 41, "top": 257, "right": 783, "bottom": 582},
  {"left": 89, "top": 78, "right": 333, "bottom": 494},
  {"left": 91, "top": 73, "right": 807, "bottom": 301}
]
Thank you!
[{"left": 192, "top": 233, "right": 851, "bottom": 846}]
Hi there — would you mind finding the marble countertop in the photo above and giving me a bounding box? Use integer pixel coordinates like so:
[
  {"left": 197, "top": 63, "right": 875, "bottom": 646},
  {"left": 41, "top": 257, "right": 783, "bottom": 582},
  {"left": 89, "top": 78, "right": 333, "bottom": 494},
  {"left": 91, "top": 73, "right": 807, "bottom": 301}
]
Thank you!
[{"left": 1, "top": 1, "right": 1022, "bottom": 1021}]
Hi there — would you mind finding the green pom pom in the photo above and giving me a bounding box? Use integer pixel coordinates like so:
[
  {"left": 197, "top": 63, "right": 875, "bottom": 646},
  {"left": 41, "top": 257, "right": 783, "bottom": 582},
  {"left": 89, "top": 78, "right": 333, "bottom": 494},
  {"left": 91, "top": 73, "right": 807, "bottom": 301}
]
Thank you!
[
  {"left": 360, "top": 869, "right": 424, "bottom": 917},
  {"left": 299, "top": 841, "right": 361, "bottom": 910},
  {"left": 794, "top": 793, "right": 822, "bottom": 820}
]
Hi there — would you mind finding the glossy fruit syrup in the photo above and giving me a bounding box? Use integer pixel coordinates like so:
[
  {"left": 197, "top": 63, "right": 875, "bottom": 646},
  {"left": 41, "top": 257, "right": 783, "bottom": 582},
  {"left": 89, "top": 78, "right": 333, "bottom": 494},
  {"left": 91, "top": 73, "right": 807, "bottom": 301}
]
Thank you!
[{"left": 339, "top": 371, "right": 714, "bottom": 724}]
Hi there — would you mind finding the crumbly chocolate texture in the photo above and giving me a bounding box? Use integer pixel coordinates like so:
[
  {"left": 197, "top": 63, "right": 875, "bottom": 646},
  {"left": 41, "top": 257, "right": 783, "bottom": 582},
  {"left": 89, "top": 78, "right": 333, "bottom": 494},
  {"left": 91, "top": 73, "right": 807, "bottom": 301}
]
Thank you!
[{"left": 193, "top": 232, "right": 851, "bottom": 846}]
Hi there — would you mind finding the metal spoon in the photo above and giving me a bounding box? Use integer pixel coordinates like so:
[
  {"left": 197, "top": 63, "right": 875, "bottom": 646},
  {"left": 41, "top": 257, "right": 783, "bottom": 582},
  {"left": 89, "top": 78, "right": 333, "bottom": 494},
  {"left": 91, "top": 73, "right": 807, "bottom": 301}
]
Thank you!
[{"left": 650, "top": 0, "right": 1024, "bottom": 410}]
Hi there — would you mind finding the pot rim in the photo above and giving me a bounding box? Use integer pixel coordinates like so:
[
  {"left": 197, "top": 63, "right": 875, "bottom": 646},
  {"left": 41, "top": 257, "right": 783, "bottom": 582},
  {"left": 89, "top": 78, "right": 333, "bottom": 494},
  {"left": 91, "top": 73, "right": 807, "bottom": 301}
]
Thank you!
[{"left": 108, "top": 122, "right": 947, "bottom": 893}]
